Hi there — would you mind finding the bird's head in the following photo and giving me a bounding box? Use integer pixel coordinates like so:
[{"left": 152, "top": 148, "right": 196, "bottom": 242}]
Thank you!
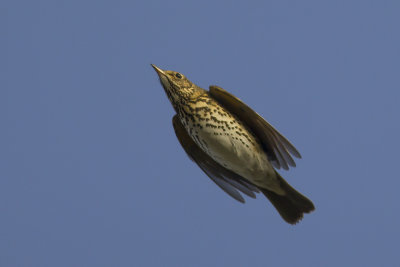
[{"left": 151, "top": 64, "right": 203, "bottom": 109}]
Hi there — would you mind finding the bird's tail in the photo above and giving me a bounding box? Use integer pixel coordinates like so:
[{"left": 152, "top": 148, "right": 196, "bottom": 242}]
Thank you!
[{"left": 261, "top": 173, "right": 315, "bottom": 224}]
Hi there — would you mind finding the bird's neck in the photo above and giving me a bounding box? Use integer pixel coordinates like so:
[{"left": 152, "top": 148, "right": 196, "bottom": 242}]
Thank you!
[{"left": 170, "top": 87, "right": 207, "bottom": 114}]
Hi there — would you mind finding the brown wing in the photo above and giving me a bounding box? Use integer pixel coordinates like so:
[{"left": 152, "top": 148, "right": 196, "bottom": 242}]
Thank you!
[
  {"left": 172, "top": 115, "right": 260, "bottom": 203},
  {"left": 209, "top": 85, "right": 301, "bottom": 170}
]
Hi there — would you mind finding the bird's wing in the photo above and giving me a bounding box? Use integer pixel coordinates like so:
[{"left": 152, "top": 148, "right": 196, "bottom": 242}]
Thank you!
[
  {"left": 172, "top": 115, "right": 260, "bottom": 203},
  {"left": 209, "top": 85, "right": 301, "bottom": 170}
]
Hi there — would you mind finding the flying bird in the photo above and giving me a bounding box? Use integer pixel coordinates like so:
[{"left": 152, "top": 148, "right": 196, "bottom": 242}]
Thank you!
[{"left": 152, "top": 64, "right": 315, "bottom": 224}]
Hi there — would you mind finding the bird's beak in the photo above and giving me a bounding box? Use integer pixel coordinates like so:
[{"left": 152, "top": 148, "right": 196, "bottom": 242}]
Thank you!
[{"left": 151, "top": 64, "right": 166, "bottom": 77}]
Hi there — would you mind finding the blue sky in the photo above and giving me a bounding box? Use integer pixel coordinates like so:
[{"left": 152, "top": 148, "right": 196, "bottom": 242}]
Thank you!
[{"left": 2, "top": 0, "right": 400, "bottom": 266}]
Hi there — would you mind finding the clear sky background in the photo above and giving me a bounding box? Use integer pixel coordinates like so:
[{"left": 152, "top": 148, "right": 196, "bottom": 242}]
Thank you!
[{"left": 2, "top": 1, "right": 400, "bottom": 266}]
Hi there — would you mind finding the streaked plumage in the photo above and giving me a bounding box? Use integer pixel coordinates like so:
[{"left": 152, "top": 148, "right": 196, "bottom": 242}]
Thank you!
[{"left": 152, "top": 64, "right": 315, "bottom": 224}]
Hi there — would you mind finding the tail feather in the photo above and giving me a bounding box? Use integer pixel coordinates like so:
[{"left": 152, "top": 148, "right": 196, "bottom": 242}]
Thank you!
[{"left": 261, "top": 174, "right": 315, "bottom": 224}]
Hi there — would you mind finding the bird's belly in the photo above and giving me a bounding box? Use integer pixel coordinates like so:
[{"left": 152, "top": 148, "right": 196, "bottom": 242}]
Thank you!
[
  {"left": 179, "top": 100, "right": 278, "bottom": 189},
  {"left": 195, "top": 126, "right": 275, "bottom": 186}
]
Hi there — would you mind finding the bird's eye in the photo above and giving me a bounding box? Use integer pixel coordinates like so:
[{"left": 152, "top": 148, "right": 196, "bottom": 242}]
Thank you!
[{"left": 175, "top": 73, "right": 182, "bottom": 79}]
